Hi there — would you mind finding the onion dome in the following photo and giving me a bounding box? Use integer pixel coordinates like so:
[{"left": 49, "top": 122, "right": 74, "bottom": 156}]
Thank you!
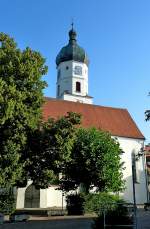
[{"left": 56, "top": 28, "right": 89, "bottom": 66}]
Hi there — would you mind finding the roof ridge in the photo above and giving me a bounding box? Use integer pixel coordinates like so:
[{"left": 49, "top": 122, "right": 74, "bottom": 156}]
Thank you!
[{"left": 44, "top": 97, "right": 127, "bottom": 111}]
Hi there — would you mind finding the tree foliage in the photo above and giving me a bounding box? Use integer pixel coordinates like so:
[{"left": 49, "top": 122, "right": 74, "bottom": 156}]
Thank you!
[
  {"left": 61, "top": 128, "right": 124, "bottom": 193},
  {"left": 145, "top": 110, "right": 150, "bottom": 121},
  {"left": 0, "top": 33, "right": 47, "bottom": 187},
  {"left": 22, "top": 112, "right": 81, "bottom": 189},
  {"left": 145, "top": 92, "right": 150, "bottom": 121},
  {"left": 84, "top": 192, "right": 123, "bottom": 214},
  {"left": 0, "top": 188, "right": 15, "bottom": 214}
]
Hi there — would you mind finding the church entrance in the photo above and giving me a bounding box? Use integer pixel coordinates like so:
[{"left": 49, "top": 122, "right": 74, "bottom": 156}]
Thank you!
[{"left": 24, "top": 185, "right": 40, "bottom": 208}]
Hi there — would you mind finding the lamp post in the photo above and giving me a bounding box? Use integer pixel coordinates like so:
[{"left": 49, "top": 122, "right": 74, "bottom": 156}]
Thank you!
[
  {"left": 62, "top": 191, "right": 64, "bottom": 211},
  {"left": 132, "top": 152, "right": 137, "bottom": 229},
  {"left": 143, "top": 148, "right": 150, "bottom": 203},
  {"left": 132, "top": 147, "right": 144, "bottom": 229}
]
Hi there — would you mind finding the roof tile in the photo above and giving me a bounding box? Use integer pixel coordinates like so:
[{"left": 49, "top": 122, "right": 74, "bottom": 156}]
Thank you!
[{"left": 42, "top": 98, "right": 145, "bottom": 140}]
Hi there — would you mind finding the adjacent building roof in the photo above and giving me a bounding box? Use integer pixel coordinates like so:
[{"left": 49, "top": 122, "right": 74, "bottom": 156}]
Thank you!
[
  {"left": 42, "top": 98, "right": 145, "bottom": 140},
  {"left": 145, "top": 146, "right": 150, "bottom": 152}
]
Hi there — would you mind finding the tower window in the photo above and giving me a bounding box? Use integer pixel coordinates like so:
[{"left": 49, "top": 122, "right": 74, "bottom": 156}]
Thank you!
[
  {"left": 76, "top": 82, "right": 81, "bottom": 92},
  {"left": 57, "top": 85, "right": 60, "bottom": 96},
  {"left": 66, "top": 66, "right": 69, "bottom": 70}
]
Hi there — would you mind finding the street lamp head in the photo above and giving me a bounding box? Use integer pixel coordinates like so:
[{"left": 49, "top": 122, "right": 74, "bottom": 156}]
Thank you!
[
  {"left": 135, "top": 148, "right": 144, "bottom": 160},
  {"left": 138, "top": 151, "right": 144, "bottom": 157},
  {"left": 140, "top": 147, "right": 144, "bottom": 152}
]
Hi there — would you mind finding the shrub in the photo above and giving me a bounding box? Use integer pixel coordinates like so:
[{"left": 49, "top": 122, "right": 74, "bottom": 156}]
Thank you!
[
  {"left": 0, "top": 188, "right": 15, "bottom": 214},
  {"left": 84, "top": 192, "right": 121, "bottom": 214},
  {"left": 84, "top": 192, "right": 133, "bottom": 229},
  {"left": 66, "top": 194, "right": 85, "bottom": 215},
  {"left": 93, "top": 204, "right": 133, "bottom": 229}
]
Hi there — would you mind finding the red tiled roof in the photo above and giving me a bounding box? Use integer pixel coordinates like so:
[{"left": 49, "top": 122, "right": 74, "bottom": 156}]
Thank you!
[
  {"left": 145, "top": 146, "right": 150, "bottom": 152},
  {"left": 42, "top": 98, "right": 145, "bottom": 140}
]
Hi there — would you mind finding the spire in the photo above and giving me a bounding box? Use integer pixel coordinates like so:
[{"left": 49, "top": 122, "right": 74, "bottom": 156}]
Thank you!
[{"left": 69, "top": 22, "right": 77, "bottom": 44}]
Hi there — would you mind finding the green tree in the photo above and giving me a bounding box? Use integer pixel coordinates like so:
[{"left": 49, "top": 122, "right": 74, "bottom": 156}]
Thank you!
[
  {"left": 23, "top": 112, "right": 81, "bottom": 189},
  {"left": 0, "top": 33, "right": 47, "bottom": 188},
  {"left": 145, "top": 92, "right": 150, "bottom": 121},
  {"left": 61, "top": 128, "right": 125, "bottom": 193}
]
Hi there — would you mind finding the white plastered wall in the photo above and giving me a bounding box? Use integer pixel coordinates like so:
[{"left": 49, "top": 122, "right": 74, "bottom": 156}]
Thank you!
[
  {"left": 46, "top": 186, "right": 66, "bottom": 208},
  {"left": 117, "top": 136, "right": 147, "bottom": 204},
  {"left": 56, "top": 60, "right": 92, "bottom": 104},
  {"left": 16, "top": 180, "right": 32, "bottom": 209},
  {"left": 16, "top": 136, "right": 147, "bottom": 209},
  {"left": 63, "top": 93, "right": 93, "bottom": 104},
  {"left": 72, "top": 61, "right": 88, "bottom": 96},
  {"left": 56, "top": 61, "right": 73, "bottom": 97},
  {"left": 16, "top": 183, "right": 66, "bottom": 209}
]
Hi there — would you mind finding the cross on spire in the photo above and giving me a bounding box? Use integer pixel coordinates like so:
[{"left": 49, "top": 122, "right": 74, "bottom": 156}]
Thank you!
[{"left": 71, "top": 18, "right": 74, "bottom": 30}]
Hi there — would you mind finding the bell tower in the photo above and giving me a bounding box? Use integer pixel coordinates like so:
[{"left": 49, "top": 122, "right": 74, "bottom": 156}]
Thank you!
[{"left": 56, "top": 25, "right": 93, "bottom": 104}]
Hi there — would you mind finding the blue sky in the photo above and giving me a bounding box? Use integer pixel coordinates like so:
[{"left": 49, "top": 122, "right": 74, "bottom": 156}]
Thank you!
[{"left": 0, "top": 0, "right": 150, "bottom": 142}]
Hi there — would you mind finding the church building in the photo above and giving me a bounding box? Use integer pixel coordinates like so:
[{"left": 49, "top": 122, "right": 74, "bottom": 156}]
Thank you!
[{"left": 16, "top": 27, "right": 147, "bottom": 209}]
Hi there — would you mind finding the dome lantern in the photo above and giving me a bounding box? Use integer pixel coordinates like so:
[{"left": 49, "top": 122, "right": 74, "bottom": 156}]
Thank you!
[{"left": 69, "top": 25, "right": 77, "bottom": 44}]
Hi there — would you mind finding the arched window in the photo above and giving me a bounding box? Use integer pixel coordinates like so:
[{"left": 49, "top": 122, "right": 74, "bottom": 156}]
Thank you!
[
  {"left": 76, "top": 82, "right": 81, "bottom": 92},
  {"left": 24, "top": 185, "right": 40, "bottom": 208}
]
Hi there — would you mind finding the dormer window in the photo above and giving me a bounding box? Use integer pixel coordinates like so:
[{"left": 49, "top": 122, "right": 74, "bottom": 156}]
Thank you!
[{"left": 76, "top": 82, "right": 81, "bottom": 92}]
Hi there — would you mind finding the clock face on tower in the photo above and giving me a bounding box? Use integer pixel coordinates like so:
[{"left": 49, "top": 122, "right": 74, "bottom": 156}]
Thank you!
[{"left": 74, "top": 66, "right": 82, "bottom": 75}]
